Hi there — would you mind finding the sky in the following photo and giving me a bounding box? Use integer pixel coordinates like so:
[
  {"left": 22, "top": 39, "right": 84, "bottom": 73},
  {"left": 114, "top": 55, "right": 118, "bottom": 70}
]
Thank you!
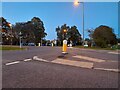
[{"left": 2, "top": 2, "right": 118, "bottom": 40}]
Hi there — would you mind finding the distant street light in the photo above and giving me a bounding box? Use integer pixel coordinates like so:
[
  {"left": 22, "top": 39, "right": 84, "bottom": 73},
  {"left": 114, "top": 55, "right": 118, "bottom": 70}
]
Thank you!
[
  {"left": 19, "top": 32, "right": 22, "bottom": 48},
  {"left": 74, "top": 0, "right": 85, "bottom": 46},
  {"left": 74, "top": 0, "right": 80, "bottom": 6},
  {"left": 63, "top": 29, "right": 67, "bottom": 40},
  {"left": 8, "top": 23, "right": 13, "bottom": 45},
  {"left": 62, "top": 29, "right": 67, "bottom": 54}
]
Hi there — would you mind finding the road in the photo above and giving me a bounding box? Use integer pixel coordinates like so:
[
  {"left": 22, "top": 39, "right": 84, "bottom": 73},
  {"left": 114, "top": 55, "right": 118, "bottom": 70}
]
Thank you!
[{"left": 2, "top": 46, "right": 119, "bottom": 88}]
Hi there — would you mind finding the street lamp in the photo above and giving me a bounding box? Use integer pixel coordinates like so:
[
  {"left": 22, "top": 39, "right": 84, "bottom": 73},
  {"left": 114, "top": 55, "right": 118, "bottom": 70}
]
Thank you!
[
  {"left": 62, "top": 29, "right": 67, "bottom": 54},
  {"left": 19, "top": 32, "right": 22, "bottom": 48},
  {"left": 74, "top": 0, "right": 84, "bottom": 46},
  {"left": 8, "top": 23, "right": 13, "bottom": 45},
  {"left": 63, "top": 29, "right": 67, "bottom": 40}
]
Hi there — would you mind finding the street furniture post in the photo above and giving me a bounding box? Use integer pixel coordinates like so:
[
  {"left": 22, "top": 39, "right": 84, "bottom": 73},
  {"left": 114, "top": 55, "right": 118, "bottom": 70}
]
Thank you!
[{"left": 62, "top": 40, "right": 67, "bottom": 54}]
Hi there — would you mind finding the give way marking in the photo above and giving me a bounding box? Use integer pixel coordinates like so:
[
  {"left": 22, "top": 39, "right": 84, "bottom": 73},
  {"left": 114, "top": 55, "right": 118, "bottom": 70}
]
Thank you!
[
  {"left": 5, "top": 61, "right": 20, "bottom": 66},
  {"left": 5, "top": 58, "right": 32, "bottom": 66}
]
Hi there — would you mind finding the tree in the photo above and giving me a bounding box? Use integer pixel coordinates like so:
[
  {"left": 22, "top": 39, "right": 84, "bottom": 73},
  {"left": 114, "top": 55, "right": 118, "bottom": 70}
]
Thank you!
[
  {"left": 87, "top": 28, "right": 94, "bottom": 47},
  {"left": 13, "top": 22, "right": 35, "bottom": 45},
  {"left": 31, "top": 17, "right": 47, "bottom": 44},
  {"left": 118, "top": 38, "right": 120, "bottom": 43},
  {"left": 68, "top": 26, "right": 82, "bottom": 45},
  {"left": 13, "top": 17, "right": 47, "bottom": 45},
  {"left": 56, "top": 24, "right": 82, "bottom": 46},
  {"left": 0, "top": 17, "right": 12, "bottom": 45},
  {"left": 56, "top": 24, "right": 70, "bottom": 45},
  {"left": 93, "top": 25, "right": 117, "bottom": 48}
]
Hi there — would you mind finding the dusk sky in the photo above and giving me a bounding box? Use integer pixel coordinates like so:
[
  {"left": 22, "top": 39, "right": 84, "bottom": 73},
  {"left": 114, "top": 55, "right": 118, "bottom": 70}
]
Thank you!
[{"left": 2, "top": 2, "right": 118, "bottom": 40}]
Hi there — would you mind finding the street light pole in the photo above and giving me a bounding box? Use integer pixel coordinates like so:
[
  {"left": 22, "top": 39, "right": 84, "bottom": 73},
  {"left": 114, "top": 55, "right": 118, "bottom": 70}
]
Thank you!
[
  {"left": 74, "top": 1, "right": 84, "bottom": 46},
  {"left": 62, "top": 29, "right": 67, "bottom": 54},
  {"left": 20, "top": 36, "right": 22, "bottom": 48},
  {"left": 19, "top": 32, "right": 22, "bottom": 48},
  {"left": 8, "top": 23, "right": 13, "bottom": 45},
  {"left": 82, "top": 2, "right": 84, "bottom": 46}
]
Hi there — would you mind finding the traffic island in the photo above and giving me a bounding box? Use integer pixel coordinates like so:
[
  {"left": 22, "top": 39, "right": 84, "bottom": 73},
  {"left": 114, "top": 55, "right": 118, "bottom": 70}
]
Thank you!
[{"left": 58, "top": 53, "right": 68, "bottom": 58}]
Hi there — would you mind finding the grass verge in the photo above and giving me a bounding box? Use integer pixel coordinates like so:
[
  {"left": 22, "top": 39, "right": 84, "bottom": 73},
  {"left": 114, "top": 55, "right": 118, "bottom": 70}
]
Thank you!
[
  {"left": 74, "top": 46, "right": 119, "bottom": 50},
  {"left": 0, "top": 45, "right": 27, "bottom": 50}
]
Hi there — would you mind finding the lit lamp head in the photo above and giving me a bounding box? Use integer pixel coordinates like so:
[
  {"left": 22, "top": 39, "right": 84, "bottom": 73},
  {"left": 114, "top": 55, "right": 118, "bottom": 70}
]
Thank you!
[
  {"left": 8, "top": 23, "right": 12, "bottom": 27},
  {"left": 63, "top": 29, "right": 67, "bottom": 33},
  {"left": 8, "top": 23, "right": 12, "bottom": 29},
  {"left": 74, "top": 0, "right": 79, "bottom": 6},
  {"left": 6, "top": 37, "right": 9, "bottom": 40}
]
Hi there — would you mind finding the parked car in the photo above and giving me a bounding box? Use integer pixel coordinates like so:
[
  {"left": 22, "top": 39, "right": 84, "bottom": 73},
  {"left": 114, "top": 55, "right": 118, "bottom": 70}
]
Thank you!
[
  {"left": 28, "top": 43, "right": 35, "bottom": 46},
  {"left": 22, "top": 43, "right": 28, "bottom": 46}
]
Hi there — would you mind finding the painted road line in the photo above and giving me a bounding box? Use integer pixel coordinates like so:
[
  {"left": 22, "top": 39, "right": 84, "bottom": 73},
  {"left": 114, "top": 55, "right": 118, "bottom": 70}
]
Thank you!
[
  {"left": 94, "top": 68, "right": 120, "bottom": 73},
  {"left": 51, "top": 58, "right": 93, "bottom": 69},
  {"left": 5, "top": 61, "right": 20, "bottom": 66},
  {"left": 33, "top": 56, "right": 49, "bottom": 62},
  {"left": 73, "top": 55, "right": 106, "bottom": 63},
  {"left": 24, "top": 59, "right": 32, "bottom": 62},
  {"left": 108, "top": 52, "right": 119, "bottom": 54}
]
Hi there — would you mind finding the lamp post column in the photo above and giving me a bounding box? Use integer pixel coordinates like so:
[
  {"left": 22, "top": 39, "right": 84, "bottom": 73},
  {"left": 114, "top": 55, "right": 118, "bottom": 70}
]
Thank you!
[
  {"left": 82, "top": 2, "right": 84, "bottom": 46},
  {"left": 19, "top": 32, "right": 22, "bottom": 48},
  {"left": 62, "top": 29, "right": 67, "bottom": 54},
  {"left": 74, "top": 1, "right": 85, "bottom": 46}
]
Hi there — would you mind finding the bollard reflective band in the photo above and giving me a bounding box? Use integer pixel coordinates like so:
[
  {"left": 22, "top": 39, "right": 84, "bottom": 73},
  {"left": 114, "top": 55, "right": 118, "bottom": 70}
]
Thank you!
[{"left": 63, "top": 40, "right": 67, "bottom": 44}]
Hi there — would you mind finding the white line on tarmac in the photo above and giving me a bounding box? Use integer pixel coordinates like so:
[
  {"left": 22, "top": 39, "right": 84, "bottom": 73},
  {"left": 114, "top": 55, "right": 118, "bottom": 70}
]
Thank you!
[
  {"left": 33, "top": 56, "right": 49, "bottom": 62},
  {"left": 108, "top": 52, "right": 119, "bottom": 54},
  {"left": 94, "top": 68, "right": 120, "bottom": 73},
  {"left": 73, "top": 55, "right": 106, "bottom": 63},
  {"left": 24, "top": 59, "right": 32, "bottom": 62},
  {"left": 5, "top": 61, "right": 20, "bottom": 66}
]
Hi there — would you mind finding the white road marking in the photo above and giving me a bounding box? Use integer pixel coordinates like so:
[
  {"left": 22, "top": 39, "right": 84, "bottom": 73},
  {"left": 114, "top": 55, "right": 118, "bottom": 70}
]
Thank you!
[
  {"left": 5, "top": 61, "right": 20, "bottom": 66},
  {"left": 73, "top": 55, "right": 106, "bottom": 63},
  {"left": 94, "top": 68, "right": 120, "bottom": 73},
  {"left": 51, "top": 58, "right": 93, "bottom": 69},
  {"left": 24, "top": 59, "right": 32, "bottom": 62},
  {"left": 108, "top": 52, "right": 119, "bottom": 54},
  {"left": 33, "top": 56, "right": 49, "bottom": 62}
]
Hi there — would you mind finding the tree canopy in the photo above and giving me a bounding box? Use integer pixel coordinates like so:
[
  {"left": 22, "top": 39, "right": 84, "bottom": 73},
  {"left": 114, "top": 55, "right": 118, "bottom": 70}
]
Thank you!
[
  {"left": 0, "top": 17, "right": 13, "bottom": 45},
  {"left": 1, "top": 17, "right": 47, "bottom": 45},
  {"left": 56, "top": 24, "right": 82, "bottom": 46},
  {"left": 13, "top": 17, "right": 47, "bottom": 44},
  {"left": 93, "top": 25, "right": 117, "bottom": 48}
]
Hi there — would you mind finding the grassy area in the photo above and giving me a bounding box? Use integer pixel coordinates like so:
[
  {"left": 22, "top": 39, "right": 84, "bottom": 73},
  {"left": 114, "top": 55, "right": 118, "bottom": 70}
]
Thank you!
[
  {"left": 0, "top": 45, "right": 27, "bottom": 50},
  {"left": 74, "top": 46, "right": 120, "bottom": 50}
]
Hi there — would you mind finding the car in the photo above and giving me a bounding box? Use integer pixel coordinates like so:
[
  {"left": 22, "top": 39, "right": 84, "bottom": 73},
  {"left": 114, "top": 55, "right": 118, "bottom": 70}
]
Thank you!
[
  {"left": 84, "top": 44, "right": 88, "bottom": 47},
  {"left": 28, "top": 43, "right": 35, "bottom": 46},
  {"left": 46, "top": 43, "right": 51, "bottom": 46}
]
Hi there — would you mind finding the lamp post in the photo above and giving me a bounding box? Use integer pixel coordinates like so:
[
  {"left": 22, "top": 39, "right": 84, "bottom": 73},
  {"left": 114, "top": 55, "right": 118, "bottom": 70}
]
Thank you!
[
  {"left": 8, "top": 23, "right": 13, "bottom": 45},
  {"left": 74, "top": 0, "right": 84, "bottom": 46},
  {"left": 63, "top": 29, "right": 67, "bottom": 40},
  {"left": 62, "top": 29, "right": 67, "bottom": 54},
  {"left": 19, "top": 32, "right": 22, "bottom": 48}
]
